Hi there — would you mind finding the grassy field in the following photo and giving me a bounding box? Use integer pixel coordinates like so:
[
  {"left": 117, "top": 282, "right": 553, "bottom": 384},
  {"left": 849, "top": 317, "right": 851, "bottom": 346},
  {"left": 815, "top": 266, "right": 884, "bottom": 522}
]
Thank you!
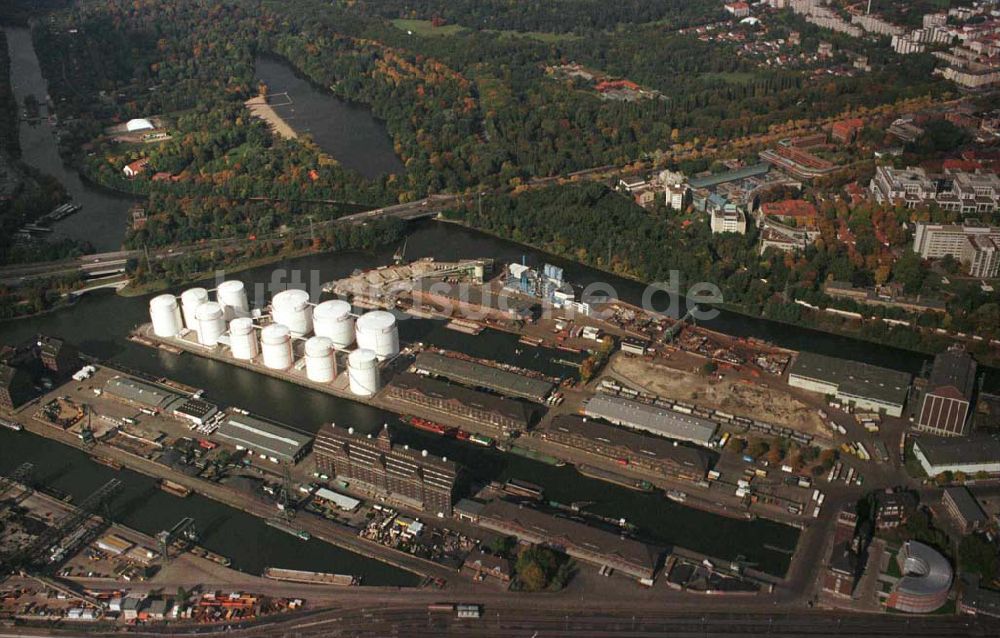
[
  {"left": 391, "top": 19, "right": 467, "bottom": 37},
  {"left": 496, "top": 30, "right": 581, "bottom": 43},
  {"left": 700, "top": 71, "right": 758, "bottom": 84}
]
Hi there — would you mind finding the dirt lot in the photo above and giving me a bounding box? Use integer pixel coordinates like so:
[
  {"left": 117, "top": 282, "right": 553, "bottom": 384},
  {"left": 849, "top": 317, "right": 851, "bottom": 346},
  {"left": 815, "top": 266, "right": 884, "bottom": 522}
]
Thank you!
[{"left": 608, "top": 354, "right": 826, "bottom": 437}]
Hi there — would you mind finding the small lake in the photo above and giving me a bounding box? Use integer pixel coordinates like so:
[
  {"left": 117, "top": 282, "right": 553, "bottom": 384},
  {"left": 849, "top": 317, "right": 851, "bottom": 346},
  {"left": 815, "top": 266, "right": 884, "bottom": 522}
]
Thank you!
[{"left": 255, "top": 56, "right": 405, "bottom": 180}]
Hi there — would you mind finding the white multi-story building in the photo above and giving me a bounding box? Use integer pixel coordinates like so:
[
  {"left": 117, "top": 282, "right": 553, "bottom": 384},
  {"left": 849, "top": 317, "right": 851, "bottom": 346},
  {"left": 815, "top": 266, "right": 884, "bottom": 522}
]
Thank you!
[
  {"left": 892, "top": 35, "right": 927, "bottom": 54},
  {"left": 870, "top": 166, "right": 1000, "bottom": 214},
  {"left": 852, "top": 14, "right": 905, "bottom": 37},
  {"left": 962, "top": 234, "right": 1000, "bottom": 278},
  {"left": 710, "top": 206, "right": 747, "bottom": 234},
  {"left": 660, "top": 170, "right": 689, "bottom": 210},
  {"left": 912, "top": 222, "right": 1000, "bottom": 278}
]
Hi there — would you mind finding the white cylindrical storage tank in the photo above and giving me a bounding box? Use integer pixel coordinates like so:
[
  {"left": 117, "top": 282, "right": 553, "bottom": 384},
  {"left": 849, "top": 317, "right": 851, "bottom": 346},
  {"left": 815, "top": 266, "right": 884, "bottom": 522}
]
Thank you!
[
  {"left": 216, "top": 280, "right": 250, "bottom": 320},
  {"left": 348, "top": 349, "right": 380, "bottom": 396},
  {"left": 304, "top": 336, "right": 336, "bottom": 383},
  {"left": 261, "top": 323, "right": 293, "bottom": 370},
  {"left": 313, "top": 299, "right": 355, "bottom": 348},
  {"left": 149, "top": 294, "right": 183, "bottom": 338},
  {"left": 195, "top": 301, "right": 226, "bottom": 347},
  {"left": 229, "top": 317, "right": 258, "bottom": 361},
  {"left": 355, "top": 311, "right": 399, "bottom": 361},
  {"left": 180, "top": 287, "right": 209, "bottom": 330},
  {"left": 271, "top": 289, "right": 313, "bottom": 337}
]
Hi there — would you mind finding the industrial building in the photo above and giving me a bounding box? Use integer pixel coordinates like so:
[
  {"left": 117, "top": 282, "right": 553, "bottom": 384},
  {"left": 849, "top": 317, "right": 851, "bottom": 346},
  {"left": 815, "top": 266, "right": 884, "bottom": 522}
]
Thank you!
[
  {"left": 541, "top": 416, "right": 712, "bottom": 482},
  {"left": 412, "top": 352, "right": 554, "bottom": 403},
  {"left": 475, "top": 500, "right": 659, "bottom": 580},
  {"left": 213, "top": 413, "right": 312, "bottom": 465},
  {"left": 787, "top": 352, "right": 911, "bottom": 417},
  {"left": 385, "top": 372, "right": 534, "bottom": 436},
  {"left": 313, "top": 423, "right": 457, "bottom": 517},
  {"left": 104, "top": 376, "right": 181, "bottom": 413},
  {"left": 915, "top": 346, "right": 978, "bottom": 437},
  {"left": 942, "top": 486, "right": 987, "bottom": 533},
  {"left": 912, "top": 435, "right": 1000, "bottom": 476},
  {"left": 886, "top": 541, "right": 953, "bottom": 613},
  {"left": 0, "top": 363, "right": 32, "bottom": 409},
  {"left": 582, "top": 394, "right": 718, "bottom": 448},
  {"left": 36, "top": 335, "right": 78, "bottom": 376},
  {"left": 171, "top": 398, "right": 219, "bottom": 427}
]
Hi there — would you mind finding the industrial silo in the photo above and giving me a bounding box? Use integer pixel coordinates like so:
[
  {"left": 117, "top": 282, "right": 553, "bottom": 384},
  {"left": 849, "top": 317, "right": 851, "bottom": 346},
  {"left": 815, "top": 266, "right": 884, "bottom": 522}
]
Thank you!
[
  {"left": 149, "top": 294, "right": 183, "bottom": 338},
  {"left": 216, "top": 280, "right": 250, "bottom": 320},
  {"left": 180, "top": 287, "right": 209, "bottom": 330},
  {"left": 271, "top": 289, "right": 313, "bottom": 337},
  {"left": 304, "top": 336, "right": 336, "bottom": 383},
  {"left": 261, "top": 323, "right": 293, "bottom": 370},
  {"left": 194, "top": 301, "right": 226, "bottom": 346},
  {"left": 348, "top": 348, "right": 380, "bottom": 396},
  {"left": 228, "top": 317, "right": 258, "bottom": 361},
  {"left": 313, "top": 299, "right": 355, "bottom": 348},
  {"left": 355, "top": 311, "right": 399, "bottom": 361}
]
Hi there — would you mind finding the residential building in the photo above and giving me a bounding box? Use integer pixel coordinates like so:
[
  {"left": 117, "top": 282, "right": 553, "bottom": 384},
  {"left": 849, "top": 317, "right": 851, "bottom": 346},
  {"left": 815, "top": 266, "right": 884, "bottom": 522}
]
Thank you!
[
  {"left": 660, "top": 170, "right": 689, "bottom": 210},
  {"left": 942, "top": 486, "right": 987, "bottom": 533},
  {"left": 912, "top": 221, "right": 1000, "bottom": 277},
  {"left": 915, "top": 346, "right": 978, "bottom": 437},
  {"left": 462, "top": 550, "right": 513, "bottom": 586},
  {"left": 313, "top": 423, "right": 457, "bottom": 517},
  {"left": 759, "top": 145, "right": 836, "bottom": 180},
  {"left": 0, "top": 363, "right": 32, "bottom": 409},
  {"left": 873, "top": 166, "right": 1000, "bottom": 214},
  {"left": 787, "top": 352, "right": 911, "bottom": 417},
  {"left": 760, "top": 199, "right": 818, "bottom": 227},
  {"left": 122, "top": 158, "right": 149, "bottom": 178},
  {"left": 831, "top": 118, "right": 865, "bottom": 144},
  {"left": 725, "top": 2, "right": 751, "bottom": 19},
  {"left": 962, "top": 234, "right": 999, "bottom": 278}
]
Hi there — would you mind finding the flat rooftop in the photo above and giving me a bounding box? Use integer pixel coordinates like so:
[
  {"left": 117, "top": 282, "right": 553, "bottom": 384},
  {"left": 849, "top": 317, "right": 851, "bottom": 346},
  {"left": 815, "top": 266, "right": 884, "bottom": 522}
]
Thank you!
[
  {"left": 943, "top": 486, "right": 987, "bottom": 525},
  {"left": 788, "top": 351, "right": 911, "bottom": 407},
  {"left": 413, "top": 352, "right": 554, "bottom": 402},
  {"left": 389, "top": 372, "right": 533, "bottom": 426},
  {"left": 688, "top": 163, "right": 770, "bottom": 189},
  {"left": 104, "top": 376, "right": 181, "bottom": 411},
  {"left": 215, "top": 413, "right": 312, "bottom": 462},
  {"left": 914, "top": 435, "right": 1000, "bottom": 467},
  {"left": 583, "top": 394, "right": 717, "bottom": 447}
]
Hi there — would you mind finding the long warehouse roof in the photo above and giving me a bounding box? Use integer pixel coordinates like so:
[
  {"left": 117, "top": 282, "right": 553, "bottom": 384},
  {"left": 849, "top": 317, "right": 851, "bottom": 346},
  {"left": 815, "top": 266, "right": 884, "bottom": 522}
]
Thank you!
[
  {"left": 414, "top": 352, "right": 554, "bottom": 402},
  {"left": 390, "top": 372, "right": 533, "bottom": 426},
  {"left": 788, "top": 351, "right": 911, "bottom": 407},
  {"left": 215, "top": 414, "right": 312, "bottom": 462},
  {"left": 583, "top": 394, "right": 718, "bottom": 447},
  {"left": 104, "top": 376, "right": 181, "bottom": 410}
]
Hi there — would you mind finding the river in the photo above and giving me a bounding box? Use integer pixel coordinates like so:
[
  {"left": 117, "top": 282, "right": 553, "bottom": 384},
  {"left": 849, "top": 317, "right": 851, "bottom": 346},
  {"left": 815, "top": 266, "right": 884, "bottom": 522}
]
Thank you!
[
  {"left": 3, "top": 26, "right": 136, "bottom": 252},
  {"left": 255, "top": 55, "right": 405, "bottom": 180}
]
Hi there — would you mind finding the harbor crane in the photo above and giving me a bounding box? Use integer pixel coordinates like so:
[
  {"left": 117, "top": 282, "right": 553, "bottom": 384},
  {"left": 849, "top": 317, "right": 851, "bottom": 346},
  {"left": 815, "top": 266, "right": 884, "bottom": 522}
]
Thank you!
[
  {"left": 0, "top": 462, "right": 34, "bottom": 500},
  {"left": 157, "top": 517, "right": 199, "bottom": 560}
]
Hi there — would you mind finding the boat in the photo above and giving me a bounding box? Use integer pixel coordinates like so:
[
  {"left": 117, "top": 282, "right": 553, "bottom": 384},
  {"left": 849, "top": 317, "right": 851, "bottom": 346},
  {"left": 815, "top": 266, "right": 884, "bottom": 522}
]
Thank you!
[
  {"left": 405, "top": 416, "right": 451, "bottom": 436},
  {"left": 159, "top": 479, "right": 192, "bottom": 498},
  {"left": 263, "top": 567, "right": 358, "bottom": 586},
  {"left": 267, "top": 519, "right": 311, "bottom": 541},
  {"left": 576, "top": 464, "right": 654, "bottom": 492},
  {"left": 666, "top": 490, "right": 688, "bottom": 503},
  {"left": 189, "top": 546, "right": 231, "bottom": 567},
  {"left": 503, "top": 478, "right": 545, "bottom": 499},
  {"left": 91, "top": 456, "right": 122, "bottom": 470},
  {"left": 0, "top": 418, "right": 23, "bottom": 432},
  {"left": 508, "top": 445, "right": 565, "bottom": 467},
  {"left": 518, "top": 336, "right": 543, "bottom": 347},
  {"left": 469, "top": 433, "right": 493, "bottom": 447},
  {"left": 454, "top": 429, "right": 471, "bottom": 441}
]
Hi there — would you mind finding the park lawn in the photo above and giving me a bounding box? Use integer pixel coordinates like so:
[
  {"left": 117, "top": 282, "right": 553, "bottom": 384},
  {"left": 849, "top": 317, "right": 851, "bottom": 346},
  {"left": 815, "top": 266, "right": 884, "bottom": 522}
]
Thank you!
[{"left": 391, "top": 19, "right": 467, "bottom": 37}]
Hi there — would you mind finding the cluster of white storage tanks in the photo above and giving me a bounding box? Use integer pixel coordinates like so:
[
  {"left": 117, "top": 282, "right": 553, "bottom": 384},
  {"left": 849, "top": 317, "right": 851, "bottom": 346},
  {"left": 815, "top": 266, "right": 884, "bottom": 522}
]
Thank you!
[{"left": 150, "top": 283, "right": 394, "bottom": 396}]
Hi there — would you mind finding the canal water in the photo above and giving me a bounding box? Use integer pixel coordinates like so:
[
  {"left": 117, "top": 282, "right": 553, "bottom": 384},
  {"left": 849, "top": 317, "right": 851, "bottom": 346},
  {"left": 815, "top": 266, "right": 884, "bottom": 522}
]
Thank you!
[
  {"left": 0, "top": 428, "right": 420, "bottom": 586},
  {"left": 3, "top": 26, "right": 136, "bottom": 252},
  {"left": 255, "top": 55, "right": 405, "bottom": 180}
]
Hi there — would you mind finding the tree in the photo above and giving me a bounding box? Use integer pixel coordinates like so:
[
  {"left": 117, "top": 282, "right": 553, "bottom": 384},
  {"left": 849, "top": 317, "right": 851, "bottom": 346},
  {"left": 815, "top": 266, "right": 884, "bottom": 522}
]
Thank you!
[{"left": 959, "top": 534, "right": 999, "bottom": 584}]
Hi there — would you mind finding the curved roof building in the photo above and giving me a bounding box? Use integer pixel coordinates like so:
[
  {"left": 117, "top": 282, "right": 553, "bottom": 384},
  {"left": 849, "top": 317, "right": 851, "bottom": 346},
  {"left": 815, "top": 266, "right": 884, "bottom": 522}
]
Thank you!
[
  {"left": 125, "top": 118, "right": 154, "bottom": 132},
  {"left": 887, "top": 541, "right": 953, "bottom": 613}
]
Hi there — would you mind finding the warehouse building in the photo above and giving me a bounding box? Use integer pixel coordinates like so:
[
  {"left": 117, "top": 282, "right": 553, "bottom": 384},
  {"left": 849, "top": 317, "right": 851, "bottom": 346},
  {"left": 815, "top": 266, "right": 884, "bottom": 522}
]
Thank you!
[
  {"left": 942, "top": 487, "right": 987, "bottom": 533},
  {"left": 787, "top": 352, "right": 911, "bottom": 417},
  {"left": 214, "top": 413, "right": 312, "bottom": 465},
  {"left": 477, "top": 500, "right": 659, "bottom": 580},
  {"left": 915, "top": 346, "right": 978, "bottom": 437},
  {"left": 172, "top": 398, "right": 219, "bottom": 427},
  {"left": 541, "top": 416, "right": 712, "bottom": 482},
  {"left": 385, "top": 372, "right": 534, "bottom": 436},
  {"left": 0, "top": 363, "right": 33, "bottom": 409},
  {"left": 413, "top": 352, "right": 554, "bottom": 403},
  {"left": 912, "top": 435, "right": 1000, "bottom": 476},
  {"left": 886, "top": 541, "right": 953, "bottom": 613},
  {"left": 104, "top": 376, "right": 181, "bottom": 413},
  {"left": 313, "top": 423, "right": 457, "bottom": 517},
  {"left": 582, "top": 394, "right": 718, "bottom": 448}
]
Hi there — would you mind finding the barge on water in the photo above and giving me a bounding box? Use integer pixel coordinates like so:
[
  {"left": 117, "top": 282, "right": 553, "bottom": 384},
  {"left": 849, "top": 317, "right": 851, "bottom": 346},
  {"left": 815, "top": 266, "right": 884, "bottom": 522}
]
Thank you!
[
  {"left": 0, "top": 418, "right": 23, "bottom": 432},
  {"left": 263, "top": 567, "right": 359, "bottom": 586},
  {"left": 504, "top": 445, "right": 565, "bottom": 467},
  {"left": 159, "top": 479, "right": 192, "bottom": 498},
  {"left": 577, "top": 464, "right": 654, "bottom": 492},
  {"left": 267, "top": 519, "right": 312, "bottom": 541},
  {"left": 90, "top": 456, "right": 122, "bottom": 470},
  {"left": 189, "top": 546, "right": 231, "bottom": 567}
]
